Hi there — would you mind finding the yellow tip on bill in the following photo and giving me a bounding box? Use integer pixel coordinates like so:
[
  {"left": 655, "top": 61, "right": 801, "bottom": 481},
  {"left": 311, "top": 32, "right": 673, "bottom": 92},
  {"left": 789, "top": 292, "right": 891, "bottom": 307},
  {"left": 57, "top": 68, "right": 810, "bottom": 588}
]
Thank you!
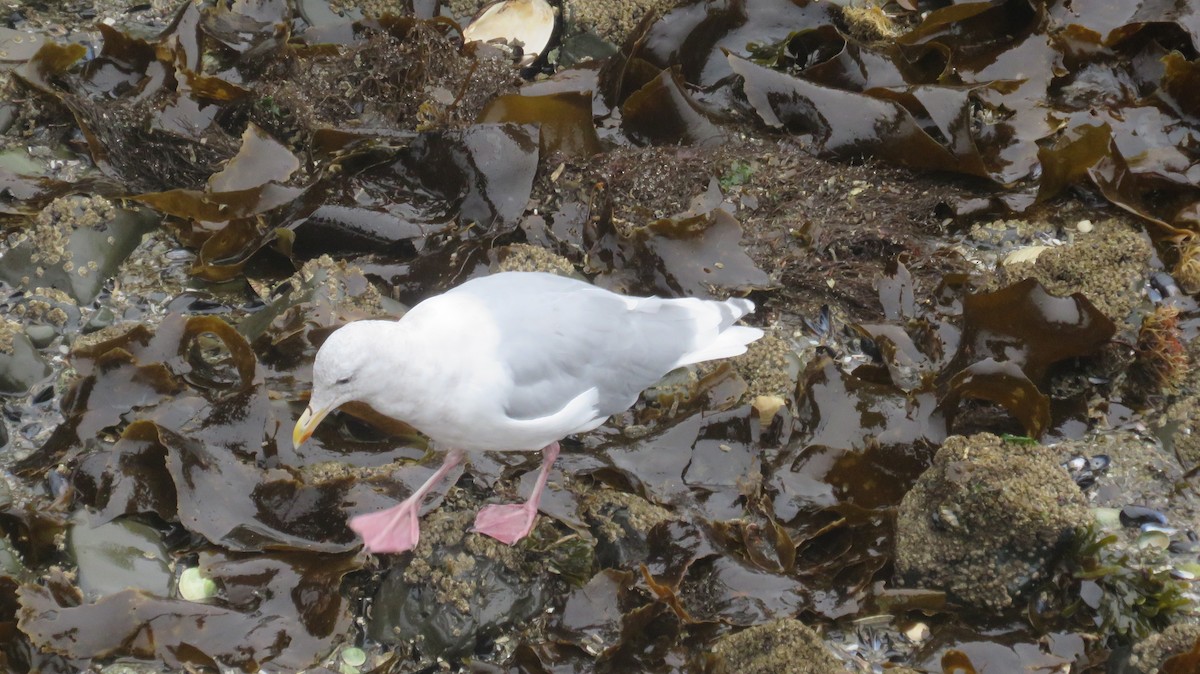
[{"left": 293, "top": 406, "right": 328, "bottom": 448}]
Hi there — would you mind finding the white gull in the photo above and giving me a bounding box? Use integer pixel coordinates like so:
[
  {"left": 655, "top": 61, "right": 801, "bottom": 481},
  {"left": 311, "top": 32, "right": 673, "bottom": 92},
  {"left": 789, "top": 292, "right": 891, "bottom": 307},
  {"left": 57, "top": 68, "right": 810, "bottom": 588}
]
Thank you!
[{"left": 293, "top": 271, "right": 763, "bottom": 553}]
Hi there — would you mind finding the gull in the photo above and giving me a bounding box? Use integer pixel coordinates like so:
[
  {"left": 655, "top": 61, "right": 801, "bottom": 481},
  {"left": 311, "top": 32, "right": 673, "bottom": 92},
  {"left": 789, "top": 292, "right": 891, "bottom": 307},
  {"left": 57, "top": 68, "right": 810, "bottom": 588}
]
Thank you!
[{"left": 293, "top": 271, "right": 763, "bottom": 553}]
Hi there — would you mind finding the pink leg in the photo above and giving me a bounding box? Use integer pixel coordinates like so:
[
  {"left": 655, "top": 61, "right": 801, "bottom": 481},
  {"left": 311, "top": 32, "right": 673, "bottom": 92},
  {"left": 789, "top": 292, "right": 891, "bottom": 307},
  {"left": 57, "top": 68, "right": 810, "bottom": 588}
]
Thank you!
[
  {"left": 473, "top": 442, "right": 560, "bottom": 545},
  {"left": 349, "top": 449, "right": 464, "bottom": 554}
]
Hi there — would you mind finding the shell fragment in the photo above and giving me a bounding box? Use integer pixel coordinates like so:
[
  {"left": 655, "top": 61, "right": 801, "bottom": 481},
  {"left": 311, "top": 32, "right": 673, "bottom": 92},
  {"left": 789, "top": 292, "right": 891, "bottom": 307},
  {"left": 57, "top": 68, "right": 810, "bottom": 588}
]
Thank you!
[{"left": 464, "top": 0, "right": 555, "bottom": 65}]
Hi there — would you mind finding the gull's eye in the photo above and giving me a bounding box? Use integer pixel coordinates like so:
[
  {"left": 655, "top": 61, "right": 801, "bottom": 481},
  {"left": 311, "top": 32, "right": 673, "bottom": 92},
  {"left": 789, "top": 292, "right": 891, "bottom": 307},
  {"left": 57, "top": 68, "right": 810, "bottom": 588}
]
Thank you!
[{"left": 336, "top": 377, "right": 352, "bottom": 385}]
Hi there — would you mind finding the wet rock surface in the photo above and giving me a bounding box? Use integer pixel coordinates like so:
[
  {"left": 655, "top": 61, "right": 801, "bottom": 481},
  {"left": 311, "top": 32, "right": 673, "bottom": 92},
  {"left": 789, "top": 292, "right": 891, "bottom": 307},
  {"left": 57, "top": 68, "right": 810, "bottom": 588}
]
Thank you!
[
  {"left": 1129, "top": 623, "right": 1200, "bottom": 674},
  {"left": 1159, "top": 394, "right": 1200, "bottom": 471},
  {"left": 710, "top": 618, "right": 843, "bottom": 674},
  {"left": 1048, "top": 432, "right": 1200, "bottom": 647},
  {"left": 368, "top": 496, "right": 558, "bottom": 658},
  {"left": 0, "top": 318, "right": 49, "bottom": 395},
  {"left": 895, "top": 433, "right": 1091, "bottom": 609},
  {"left": 996, "top": 220, "right": 1152, "bottom": 324},
  {"left": 578, "top": 485, "right": 674, "bottom": 569},
  {"left": 0, "top": 196, "right": 155, "bottom": 304}
]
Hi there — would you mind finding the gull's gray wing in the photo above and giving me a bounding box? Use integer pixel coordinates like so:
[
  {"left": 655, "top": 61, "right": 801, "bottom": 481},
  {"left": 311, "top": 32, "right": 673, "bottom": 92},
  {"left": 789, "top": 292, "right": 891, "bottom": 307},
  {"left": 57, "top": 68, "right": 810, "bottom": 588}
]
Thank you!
[{"left": 446, "top": 272, "right": 753, "bottom": 423}]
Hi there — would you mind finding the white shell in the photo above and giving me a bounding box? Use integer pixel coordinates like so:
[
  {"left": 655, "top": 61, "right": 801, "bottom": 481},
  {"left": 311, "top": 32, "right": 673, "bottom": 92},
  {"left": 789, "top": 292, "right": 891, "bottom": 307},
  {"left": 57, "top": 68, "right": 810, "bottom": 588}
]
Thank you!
[
  {"left": 903, "top": 622, "right": 930, "bottom": 643},
  {"left": 464, "top": 0, "right": 555, "bottom": 65},
  {"left": 1002, "top": 245, "right": 1050, "bottom": 266},
  {"left": 1093, "top": 506, "right": 1122, "bottom": 529},
  {"left": 752, "top": 394, "right": 786, "bottom": 424},
  {"left": 178, "top": 567, "right": 218, "bottom": 601},
  {"left": 1137, "top": 529, "right": 1171, "bottom": 550}
]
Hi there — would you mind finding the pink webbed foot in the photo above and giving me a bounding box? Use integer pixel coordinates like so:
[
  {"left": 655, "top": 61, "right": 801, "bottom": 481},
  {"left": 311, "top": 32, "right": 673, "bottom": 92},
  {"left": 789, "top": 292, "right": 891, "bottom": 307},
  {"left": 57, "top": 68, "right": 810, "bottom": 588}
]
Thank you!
[
  {"left": 350, "top": 448, "right": 465, "bottom": 554},
  {"left": 350, "top": 499, "right": 421, "bottom": 553},
  {"left": 473, "top": 502, "right": 539, "bottom": 545},
  {"left": 471, "top": 441, "right": 561, "bottom": 546}
]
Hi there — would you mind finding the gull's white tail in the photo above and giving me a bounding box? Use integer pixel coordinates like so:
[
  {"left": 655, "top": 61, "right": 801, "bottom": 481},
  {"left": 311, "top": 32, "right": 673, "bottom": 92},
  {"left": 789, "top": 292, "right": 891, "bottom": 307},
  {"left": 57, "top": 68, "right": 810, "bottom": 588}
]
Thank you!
[{"left": 673, "top": 296, "right": 764, "bottom": 366}]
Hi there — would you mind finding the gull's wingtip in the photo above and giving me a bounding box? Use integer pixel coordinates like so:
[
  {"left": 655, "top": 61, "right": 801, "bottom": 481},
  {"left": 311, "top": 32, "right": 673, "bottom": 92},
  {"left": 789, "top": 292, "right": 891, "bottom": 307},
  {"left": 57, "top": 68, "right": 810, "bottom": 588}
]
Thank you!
[{"left": 725, "top": 296, "right": 756, "bottom": 319}]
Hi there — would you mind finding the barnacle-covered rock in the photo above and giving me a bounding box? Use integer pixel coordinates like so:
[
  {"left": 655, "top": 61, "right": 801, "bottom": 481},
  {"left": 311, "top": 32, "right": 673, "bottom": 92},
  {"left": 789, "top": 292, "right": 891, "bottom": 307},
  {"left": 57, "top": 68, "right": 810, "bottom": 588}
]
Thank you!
[
  {"left": 895, "top": 433, "right": 1089, "bottom": 609},
  {"left": 0, "top": 317, "right": 50, "bottom": 395},
  {"left": 1128, "top": 623, "right": 1200, "bottom": 674},
  {"left": 711, "top": 618, "right": 843, "bottom": 674},
  {"left": 1159, "top": 393, "right": 1200, "bottom": 472},
  {"left": 578, "top": 486, "right": 674, "bottom": 568},
  {"left": 496, "top": 243, "right": 577, "bottom": 276},
  {"left": 367, "top": 494, "right": 556, "bottom": 658},
  {"left": 998, "top": 221, "right": 1150, "bottom": 323},
  {"left": 0, "top": 195, "right": 156, "bottom": 303}
]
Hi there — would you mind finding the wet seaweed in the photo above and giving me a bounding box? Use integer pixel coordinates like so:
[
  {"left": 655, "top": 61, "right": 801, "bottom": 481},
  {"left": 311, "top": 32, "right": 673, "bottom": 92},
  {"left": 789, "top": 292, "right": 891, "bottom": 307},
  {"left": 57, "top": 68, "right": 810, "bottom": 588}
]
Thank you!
[{"left": 1053, "top": 524, "right": 1193, "bottom": 643}]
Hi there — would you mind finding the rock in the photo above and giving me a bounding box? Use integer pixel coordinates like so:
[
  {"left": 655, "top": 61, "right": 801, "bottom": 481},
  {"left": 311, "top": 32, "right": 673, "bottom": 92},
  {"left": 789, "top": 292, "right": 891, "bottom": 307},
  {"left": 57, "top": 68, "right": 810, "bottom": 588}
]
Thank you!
[
  {"left": 367, "top": 496, "right": 555, "bottom": 658},
  {"left": 895, "top": 433, "right": 1090, "bottom": 609},
  {"left": 23, "top": 324, "right": 57, "bottom": 349},
  {"left": 734, "top": 334, "right": 805, "bottom": 400},
  {"left": 997, "top": 220, "right": 1150, "bottom": 324},
  {"left": 711, "top": 618, "right": 844, "bottom": 674},
  {"left": 566, "top": 0, "right": 681, "bottom": 45},
  {"left": 0, "top": 532, "right": 25, "bottom": 577},
  {"left": 1159, "top": 395, "right": 1200, "bottom": 472},
  {"left": 1054, "top": 432, "right": 1181, "bottom": 515},
  {"left": 6, "top": 286, "right": 82, "bottom": 337},
  {"left": 239, "top": 254, "right": 393, "bottom": 346},
  {"left": 0, "top": 318, "right": 50, "bottom": 395},
  {"left": 496, "top": 243, "right": 577, "bottom": 276},
  {"left": 0, "top": 195, "right": 156, "bottom": 303},
  {"left": 578, "top": 486, "right": 674, "bottom": 568},
  {"left": 1128, "top": 623, "right": 1200, "bottom": 674}
]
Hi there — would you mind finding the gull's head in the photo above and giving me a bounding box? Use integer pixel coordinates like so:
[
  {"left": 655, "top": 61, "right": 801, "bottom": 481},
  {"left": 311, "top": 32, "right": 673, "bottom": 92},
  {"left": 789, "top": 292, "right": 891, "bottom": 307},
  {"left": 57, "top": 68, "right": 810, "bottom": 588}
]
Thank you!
[{"left": 293, "top": 321, "right": 385, "bottom": 448}]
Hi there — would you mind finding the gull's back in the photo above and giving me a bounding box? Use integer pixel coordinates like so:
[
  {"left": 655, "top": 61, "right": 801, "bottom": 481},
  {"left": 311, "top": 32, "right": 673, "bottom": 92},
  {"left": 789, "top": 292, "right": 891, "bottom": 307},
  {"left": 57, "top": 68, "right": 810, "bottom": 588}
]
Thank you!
[{"left": 431, "top": 273, "right": 763, "bottom": 437}]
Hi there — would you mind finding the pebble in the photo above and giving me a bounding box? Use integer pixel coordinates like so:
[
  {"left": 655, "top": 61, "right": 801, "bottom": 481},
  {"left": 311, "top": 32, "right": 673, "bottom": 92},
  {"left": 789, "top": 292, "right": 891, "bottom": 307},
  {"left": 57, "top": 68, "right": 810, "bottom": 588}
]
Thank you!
[
  {"left": 178, "top": 567, "right": 218, "bottom": 601},
  {"left": 24, "top": 325, "right": 56, "bottom": 348},
  {"left": 1119, "top": 505, "right": 1168, "bottom": 528}
]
